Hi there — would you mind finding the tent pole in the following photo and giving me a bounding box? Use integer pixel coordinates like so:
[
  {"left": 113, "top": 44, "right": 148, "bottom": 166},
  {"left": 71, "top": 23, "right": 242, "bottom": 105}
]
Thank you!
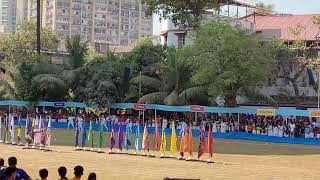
[
  {"left": 142, "top": 110, "right": 145, "bottom": 124},
  {"left": 237, "top": 113, "right": 240, "bottom": 132}
]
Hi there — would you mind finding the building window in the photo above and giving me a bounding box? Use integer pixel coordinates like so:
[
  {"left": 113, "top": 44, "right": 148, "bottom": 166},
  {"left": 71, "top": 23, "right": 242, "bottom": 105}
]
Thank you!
[{"left": 177, "top": 34, "right": 186, "bottom": 47}]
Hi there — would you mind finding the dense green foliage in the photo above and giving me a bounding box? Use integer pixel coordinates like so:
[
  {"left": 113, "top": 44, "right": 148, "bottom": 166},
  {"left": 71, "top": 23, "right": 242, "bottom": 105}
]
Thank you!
[
  {"left": 142, "top": 0, "right": 219, "bottom": 28},
  {"left": 0, "top": 20, "right": 283, "bottom": 107}
]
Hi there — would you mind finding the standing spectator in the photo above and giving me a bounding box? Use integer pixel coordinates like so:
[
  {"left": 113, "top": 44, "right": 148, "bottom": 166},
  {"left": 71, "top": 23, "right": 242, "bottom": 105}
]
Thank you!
[
  {"left": 88, "top": 172, "right": 96, "bottom": 180},
  {"left": 71, "top": 165, "right": 84, "bottom": 180},
  {"left": 7, "top": 156, "right": 31, "bottom": 180},
  {"left": 289, "top": 121, "right": 295, "bottom": 138},
  {"left": 38, "top": 169, "right": 48, "bottom": 180},
  {"left": 58, "top": 166, "right": 68, "bottom": 180},
  {"left": 67, "top": 114, "right": 75, "bottom": 130}
]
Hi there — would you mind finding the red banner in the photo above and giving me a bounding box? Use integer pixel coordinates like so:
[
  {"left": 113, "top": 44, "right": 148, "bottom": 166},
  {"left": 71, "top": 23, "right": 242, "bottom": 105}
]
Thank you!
[
  {"left": 133, "top": 104, "right": 147, "bottom": 111},
  {"left": 189, "top": 105, "right": 205, "bottom": 113}
]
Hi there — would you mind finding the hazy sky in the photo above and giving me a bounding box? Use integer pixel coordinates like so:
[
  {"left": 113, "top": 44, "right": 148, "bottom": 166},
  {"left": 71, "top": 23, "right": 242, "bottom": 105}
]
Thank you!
[{"left": 153, "top": 0, "right": 320, "bottom": 34}]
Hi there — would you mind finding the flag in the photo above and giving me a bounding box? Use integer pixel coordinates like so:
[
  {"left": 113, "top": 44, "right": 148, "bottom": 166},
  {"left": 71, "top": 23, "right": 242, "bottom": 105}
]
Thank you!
[
  {"left": 0, "top": 116, "right": 2, "bottom": 142},
  {"left": 208, "top": 124, "right": 213, "bottom": 159},
  {"left": 188, "top": 123, "right": 193, "bottom": 157},
  {"left": 125, "top": 124, "right": 131, "bottom": 151},
  {"left": 142, "top": 123, "right": 149, "bottom": 152},
  {"left": 179, "top": 126, "right": 187, "bottom": 157},
  {"left": 170, "top": 120, "right": 177, "bottom": 154},
  {"left": 197, "top": 125, "right": 206, "bottom": 159},
  {"left": 10, "top": 113, "right": 15, "bottom": 143},
  {"left": 4, "top": 115, "right": 8, "bottom": 142},
  {"left": 98, "top": 120, "right": 103, "bottom": 149},
  {"left": 135, "top": 123, "right": 141, "bottom": 152},
  {"left": 74, "top": 121, "right": 79, "bottom": 147},
  {"left": 154, "top": 119, "right": 160, "bottom": 151},
  {"left": 118, "top": 123, "right": 124, "bottom": 151},
  {"left": 307, "top": 68, "right": 316, "bottom": 86},
  {"left": 25, "top": 115, "right": 32, "bottom": 145},
  {"left": 40, "top": 116, "right": 46, "bottom": 145},
  {"left": 17, "top": 115, "right": 22, "bottom": 144},
  {"left": 81, "top": 122, "right": 87, "bottom": 148},
  {"left": 88, "top": 121, "right": 94, "bottom": 148},
  {"left": 110, "top": 123, "right": 115, "bottom": 150},
  {"left": 160, "top": 122, "right": 166, "bottom": 155},
  {"left": 46, "top": 115, "right": 52, "bottom": 147}
]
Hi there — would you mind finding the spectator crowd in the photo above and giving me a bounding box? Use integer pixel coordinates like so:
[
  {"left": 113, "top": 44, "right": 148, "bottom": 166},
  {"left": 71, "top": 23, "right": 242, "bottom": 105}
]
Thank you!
[{"left": 0, "top": 157, "right": 95, "bottom": 180}]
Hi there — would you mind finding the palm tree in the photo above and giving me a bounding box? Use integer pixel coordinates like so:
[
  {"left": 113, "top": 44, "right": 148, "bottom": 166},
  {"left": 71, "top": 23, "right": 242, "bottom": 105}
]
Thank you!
[
  {"left": 31, "top": 57, "right": 69, "bottom": 100},
  {"left": 131, "top": 48, "right": 208, "bottom": 105}
]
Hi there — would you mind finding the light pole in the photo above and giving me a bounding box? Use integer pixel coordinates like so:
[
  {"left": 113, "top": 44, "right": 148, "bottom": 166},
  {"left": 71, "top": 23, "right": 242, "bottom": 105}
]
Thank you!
[{"left": 37, "top": 0, "right": 41, "bottom": 55}]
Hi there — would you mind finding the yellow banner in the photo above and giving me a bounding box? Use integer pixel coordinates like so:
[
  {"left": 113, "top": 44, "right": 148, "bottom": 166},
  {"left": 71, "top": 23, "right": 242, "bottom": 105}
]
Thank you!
[
  {"left": 256, "top": 109, "right": 275, "bottom": 116},
  {"left": 309, "top": 109, "right": 320, "bottom": 117}
]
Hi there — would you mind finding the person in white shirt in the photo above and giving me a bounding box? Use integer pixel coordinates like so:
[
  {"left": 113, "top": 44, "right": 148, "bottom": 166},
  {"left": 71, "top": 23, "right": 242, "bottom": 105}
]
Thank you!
[
  {"left": 272, "top": 125, "right": 278, "bottom": 137},
  {"left": 220, "top": 121, "right": 226, "bottom": 133},
  {"left": 212, "top": 121, "right": 217, "bottom": 133},
  {"left": 278, "top": 125, "right": 283, "bottom": 137},
  {"left": 77, "top": 115, "right": 84, "bottom": 132},
  {"left": 125, "top": 116, "right": 133, "bottom": 133},
  {"left": 111, "top": 114, "right": 118, "bottom": 124},
  {"left": 267, "top": 125, "right": 273, "bottom": 136},
  {"left": 162, "top": 117, "right": 168, "bottom": 129},
  {"left": 67, "top": 115, "right": 75, "bottom": 130},
  {"left": 101, "top": 115, "right": 108, "bottom": 131},
  {"left": 179, "top": 121, "right": 187, "bottom": 136},
  {"left": 289, "top": 122, "right": 295, "bottom": 138}
]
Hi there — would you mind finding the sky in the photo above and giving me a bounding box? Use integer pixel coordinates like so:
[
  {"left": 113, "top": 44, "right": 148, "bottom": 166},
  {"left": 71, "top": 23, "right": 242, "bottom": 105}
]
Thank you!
[{"left": 153, "top": 0, "right": 320, "bottom": 34}]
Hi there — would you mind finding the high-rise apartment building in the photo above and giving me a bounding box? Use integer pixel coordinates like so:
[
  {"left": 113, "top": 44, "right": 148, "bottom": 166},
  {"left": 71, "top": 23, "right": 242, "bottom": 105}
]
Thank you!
[
  {"left": 0, "top": 0, "right": 28, "bottom": 33},
  {"left": 28, "top": 0, "right": 153, "bottom": 53}
]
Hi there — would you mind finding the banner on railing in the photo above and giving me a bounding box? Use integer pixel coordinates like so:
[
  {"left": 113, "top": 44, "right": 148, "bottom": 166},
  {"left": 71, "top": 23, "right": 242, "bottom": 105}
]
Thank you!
[
  {"left": 256, "top": 109, "right": 276, "bottom": 116},
  {"left": 190, "top": 105, "right": 205, "bottom": 113},
  {"left": 133, "top": 104, "right": 147, "bottom": 111},
  {"left": 309, "top": 108, "right": 320, "bottom": 117}
]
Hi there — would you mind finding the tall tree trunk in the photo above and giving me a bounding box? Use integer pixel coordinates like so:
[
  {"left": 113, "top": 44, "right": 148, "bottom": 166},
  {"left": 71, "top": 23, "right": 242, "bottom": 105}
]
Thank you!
[
  {"left": 37, "top": 0, "right": 41, "bottom": 55},
  {"left": 224, "top": 91, "right": 237, "bottom": 107}
]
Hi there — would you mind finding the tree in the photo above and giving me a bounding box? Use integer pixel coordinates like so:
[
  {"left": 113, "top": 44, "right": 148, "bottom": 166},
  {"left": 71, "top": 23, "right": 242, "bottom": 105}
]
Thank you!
[
  {"left": 190, "top": 21, "right": 275, "bottom": 107},
  {"left": 142, "top": 0, "right": 219, "bottom": 28},
  {"left": 129, "top": 36, "right": 166, "bottom": 77},
  {"left": 132, "top": 48, "right": 208, "bottom": 105},
  {"left": 256, "top": 2, "right": 274, "bottom": 14},
  {"left": 62, "top": 34, "right": 89, "bottom": 99},
  {"left": 0, "top": 21, "right": 59, "bottom": 99}
]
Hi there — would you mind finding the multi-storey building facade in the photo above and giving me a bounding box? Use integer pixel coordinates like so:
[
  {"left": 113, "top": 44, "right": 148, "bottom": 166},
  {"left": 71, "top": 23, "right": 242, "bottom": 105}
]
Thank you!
[
  {"left": 27, "top": 0, "right": 153, "bottom": 53},
  {"left": 0, "top": 0, "right": 28, "bottom": 33}
]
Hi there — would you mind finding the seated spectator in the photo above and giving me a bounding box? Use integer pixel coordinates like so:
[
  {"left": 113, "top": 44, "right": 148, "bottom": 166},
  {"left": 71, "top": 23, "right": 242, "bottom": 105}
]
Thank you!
[
  {"left": 71, "top": 165, "right": 84, "bottom": 180},
  {"left": 58, "top": 166, "right": 69, "bottom": 180},
  {"left": 88, "top": 172, "right": 96, "bottom": 180},
  {"left": 7, "top": 156, "right": 31, "bottom": 180},
  {"left": 5, "top": 166, "right": 16, "bottom": 180},
  {"left": 39, "top": 168, "right": 48, "bottom": 180},
  {"left": 0, "top": 158, "right": 6, "bottom": 178}
]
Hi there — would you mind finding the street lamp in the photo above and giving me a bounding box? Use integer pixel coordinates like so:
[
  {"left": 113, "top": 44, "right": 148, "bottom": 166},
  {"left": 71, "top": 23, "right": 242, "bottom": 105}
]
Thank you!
[{"left": 37, "top": 0, "right": 41, "bottom": 55}]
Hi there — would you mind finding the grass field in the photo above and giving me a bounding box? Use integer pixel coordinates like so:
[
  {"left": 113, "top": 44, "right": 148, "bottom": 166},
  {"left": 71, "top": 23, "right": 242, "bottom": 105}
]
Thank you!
[{"left": 1, "top": 128, "right": 320, "bottom": 179}]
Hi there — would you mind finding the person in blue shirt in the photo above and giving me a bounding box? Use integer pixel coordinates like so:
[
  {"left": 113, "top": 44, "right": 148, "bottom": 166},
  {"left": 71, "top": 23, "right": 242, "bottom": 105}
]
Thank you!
[
  {"left": 7, "top": 156, "right": 31, "bottom": 180},
  {"left": 0, "top": 158, "right": 6, "bottom": 178}
]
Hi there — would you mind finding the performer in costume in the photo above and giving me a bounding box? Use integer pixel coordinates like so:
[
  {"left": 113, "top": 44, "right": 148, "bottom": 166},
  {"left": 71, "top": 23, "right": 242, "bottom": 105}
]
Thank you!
[{"left": 81, "top": 119, "right": 87, "bottom": 150}]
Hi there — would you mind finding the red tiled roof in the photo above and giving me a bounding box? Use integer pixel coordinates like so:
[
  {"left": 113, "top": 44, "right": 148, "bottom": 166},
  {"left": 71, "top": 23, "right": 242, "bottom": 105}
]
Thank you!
[{"left": 245, "top": 14, "right": 320, "bottom": 41}]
